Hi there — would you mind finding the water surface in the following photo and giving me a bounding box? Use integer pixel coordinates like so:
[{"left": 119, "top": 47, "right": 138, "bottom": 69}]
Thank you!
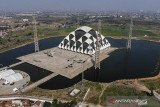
[{"left": 1, "top": 37, "right": 160, "bottom": 89}]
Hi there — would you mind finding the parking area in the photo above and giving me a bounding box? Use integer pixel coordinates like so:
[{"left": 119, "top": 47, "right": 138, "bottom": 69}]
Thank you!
[{"left": 0, "top": 70, "right": 30, "bottom": 95}]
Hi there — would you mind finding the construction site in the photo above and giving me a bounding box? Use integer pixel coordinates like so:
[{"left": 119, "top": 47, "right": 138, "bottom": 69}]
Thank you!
[
  {"left": 0, "top": 16, "right": 119, "bottom": 94},
  {"left": 1, "top": 12, "right": 160, "bottom": 106},
  {"left": 16, "top": 22, "right": 117, "bottom": 92}
]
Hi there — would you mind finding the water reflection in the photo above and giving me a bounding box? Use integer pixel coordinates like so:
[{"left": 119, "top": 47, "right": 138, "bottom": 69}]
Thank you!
[
  {"left": 1, "top": 37, "right": 160, "bottom": 89},
  {"left": 123, "top": 49, "right": 131, "bottom": 78},
  {"left": 94, "top": 68, "right": 100, "bottom": 82}
]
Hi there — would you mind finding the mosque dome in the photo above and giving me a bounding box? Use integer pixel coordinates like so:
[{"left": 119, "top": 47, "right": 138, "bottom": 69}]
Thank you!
[{"left": 58, "top": 26, "right": 111, "bottom": 55}]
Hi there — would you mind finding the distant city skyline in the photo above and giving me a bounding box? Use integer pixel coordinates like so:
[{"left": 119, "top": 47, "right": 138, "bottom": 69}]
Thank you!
[{"left": 0, "top": 0, "right": 160, "bottom": 12}]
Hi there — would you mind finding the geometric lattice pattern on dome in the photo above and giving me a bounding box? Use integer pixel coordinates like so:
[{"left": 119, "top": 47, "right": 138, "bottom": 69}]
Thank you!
[{"left": 58, "top": 26, "right": 111, "bottom": 55}]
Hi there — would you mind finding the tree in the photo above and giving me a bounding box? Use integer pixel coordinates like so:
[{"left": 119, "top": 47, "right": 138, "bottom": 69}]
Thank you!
[
  {"left": 151, "top": 89, "right": 154, "bottom": 96},
  {"left": 150, "top": 87, "right": 154, "bottom": 96},
  {"left": 52, "top": 99, "right": 58, "bottom": 107},
  {"left": 70, "top": 99, "right": 77, "bottom": 106},
  {"left": 43, "top": 101, "right": 52, "bottom": 107}
]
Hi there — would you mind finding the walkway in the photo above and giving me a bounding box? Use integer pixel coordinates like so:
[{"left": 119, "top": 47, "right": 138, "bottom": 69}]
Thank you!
[
  {"left": 21, "top": 73, "right": 58, "bottom": 92},
  {"left": 98, "top": 83, "right": 111, "bottom": 105}
]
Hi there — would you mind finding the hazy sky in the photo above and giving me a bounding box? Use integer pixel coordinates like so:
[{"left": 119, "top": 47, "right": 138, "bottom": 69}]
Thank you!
[{"left": 0, "top": 0, "right": 160, "bottom": 12}]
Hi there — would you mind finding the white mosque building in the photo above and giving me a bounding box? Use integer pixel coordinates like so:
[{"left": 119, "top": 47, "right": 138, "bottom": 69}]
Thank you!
[{"left": 58, "top": 26, "right": 111, "bottom": 55}]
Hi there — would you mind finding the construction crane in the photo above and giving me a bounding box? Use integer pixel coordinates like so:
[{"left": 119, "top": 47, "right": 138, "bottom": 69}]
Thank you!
[
  {"left": 33, "top": 16, "right": 39, "bottom": 52},
  {"left": 95, "top": 19, "right": 101, "bottom": 69},
  {"left": 127, "top": 16, "right": 133, "bottom": 50}
]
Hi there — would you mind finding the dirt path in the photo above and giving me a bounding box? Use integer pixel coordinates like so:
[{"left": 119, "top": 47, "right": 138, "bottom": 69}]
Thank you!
[
  {"left": 98, "top": 83, "right": 111, "bottom": 105},
  {"left": 116, "top": 73, "right": 160, "bottom": 83},
  {"left": 134, "top": 82, "right": 151, "bottom": 93}
]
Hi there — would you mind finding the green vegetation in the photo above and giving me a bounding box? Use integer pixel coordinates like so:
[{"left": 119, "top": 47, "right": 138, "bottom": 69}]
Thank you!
[
  {"left": 146, "top": 97, "right": 160, "bottom": 107},
  {"left": 51, "top": 99, "right": 77, "bottom": 107},
  {"left": 43, "top": 102, "right": 52, "bottom": 107},
  {"left": 0, "top": 25, "right": 79, "bottom": 53},
  {"left": 102, "top": 85, "right": 147, "bottom": 96},
  {"left": 152, "top": 56, "right": 160, "bottom": 74},
  {"left": 39, "top": 26, "right": 77, "bottom": 38},
  {"left": 85, "top": 81, "right": 102, "bottom": 105},
  {"left": 0, "top": 39, "right": 33, "bottom": 53},
  {"left": 100, "top": 85, "right": 147, "bottom": 106},
  {"left": 1, "top": 18, "right": 160, "bottom": 53},
  {"left": 90, "top": 22, "right": 159, "bottom": 37},
  {"left": 52, "top": 99, "right": 58, "bottom": 107},
  {"left": 24, "top": 81, "right": 87, "bottom": 102},
  {"left": 24, "top": 80, "right": 160, "bottom": 106},
  {"left": 140, "top": 78, "right": 160, "bottom": 92}
]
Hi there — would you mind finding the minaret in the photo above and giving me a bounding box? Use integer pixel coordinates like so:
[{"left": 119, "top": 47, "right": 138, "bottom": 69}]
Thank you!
[
  {"left": 33, "top": 16, "right": 39, "bottom": 52},
  {"left": 95, "top": 19, "right": 101, "bottom": 69},
  {"left": 127, "top": 16, "right": 133, "bottom": 50}
]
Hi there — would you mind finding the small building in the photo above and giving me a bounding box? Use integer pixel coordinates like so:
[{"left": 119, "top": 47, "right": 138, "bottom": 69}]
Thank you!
[
  {"left": 0, "top": 69, "right": 23, "bottom": 84},
  {"left": 13, "top": 87, "right": 19, "bottom": 93},
  {"left": 0, "top": 69, "right": 15, "bottom": 79},
  {"left": 144, "top": 35, "right": 148, "bottom": 37},
  {"left": 23, "top": 19, "right": 29, "bottom": 22},
  {"left": 69, "top": 88, "right": 81, "bottom": 97},
  {"left": 12, "top": 100, "right": 23, "bottom": 106},
  {"left": 32, "top": 101, "right": 42, "bottom": 107},
  {"left": 0, "top": 99, "right": 30, "bottom": 107},
  {"left": 5, "top": 73, "right": 23, "bottom": 83}
]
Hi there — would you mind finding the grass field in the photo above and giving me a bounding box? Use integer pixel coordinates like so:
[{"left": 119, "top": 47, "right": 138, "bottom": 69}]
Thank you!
[
  {"left": 24, "top": 80, "right": 103, "bottom": 105},
  {"left": 24, "top": 80, "right": 159, "bottom": 106},
  {"left": 1, "top": 19, "right": 160, "bottom": 53},
  {"left": 84, "top": 81, "right": 102, "bottom": 105},
  {"left": 24, "top": 81, "right": 87, "bottom": 102},
  {"left": 100, "top": 85, "right": 148, "bottom": 106},
  {"left": 140, "top": 78, "right": 160, "bottom": 92}
]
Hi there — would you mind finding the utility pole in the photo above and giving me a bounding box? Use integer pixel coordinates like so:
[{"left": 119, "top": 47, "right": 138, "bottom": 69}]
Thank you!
[
  {"left": 81, "top": 58, "right": 89, "bottom": 87},
  {"left": 127, "top": 16, "right": 133, "bottom": 50},
  {"left": 95, "top": 19, "right": 101, "bottom": 69},
  {"left": 33, "top": 16, "right": 39, "bottom": 52}
]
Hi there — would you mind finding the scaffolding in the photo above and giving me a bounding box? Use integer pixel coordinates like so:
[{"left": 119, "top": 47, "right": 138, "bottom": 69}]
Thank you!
[
  {"left": 127, "top": 17, "right": 133, "bottom": 50},
  {"left": 95, "top": 20, "right": 101, "bottom": 69},
  {"left": 33, "top": 16, "right": 39, "bottom": 52}
]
